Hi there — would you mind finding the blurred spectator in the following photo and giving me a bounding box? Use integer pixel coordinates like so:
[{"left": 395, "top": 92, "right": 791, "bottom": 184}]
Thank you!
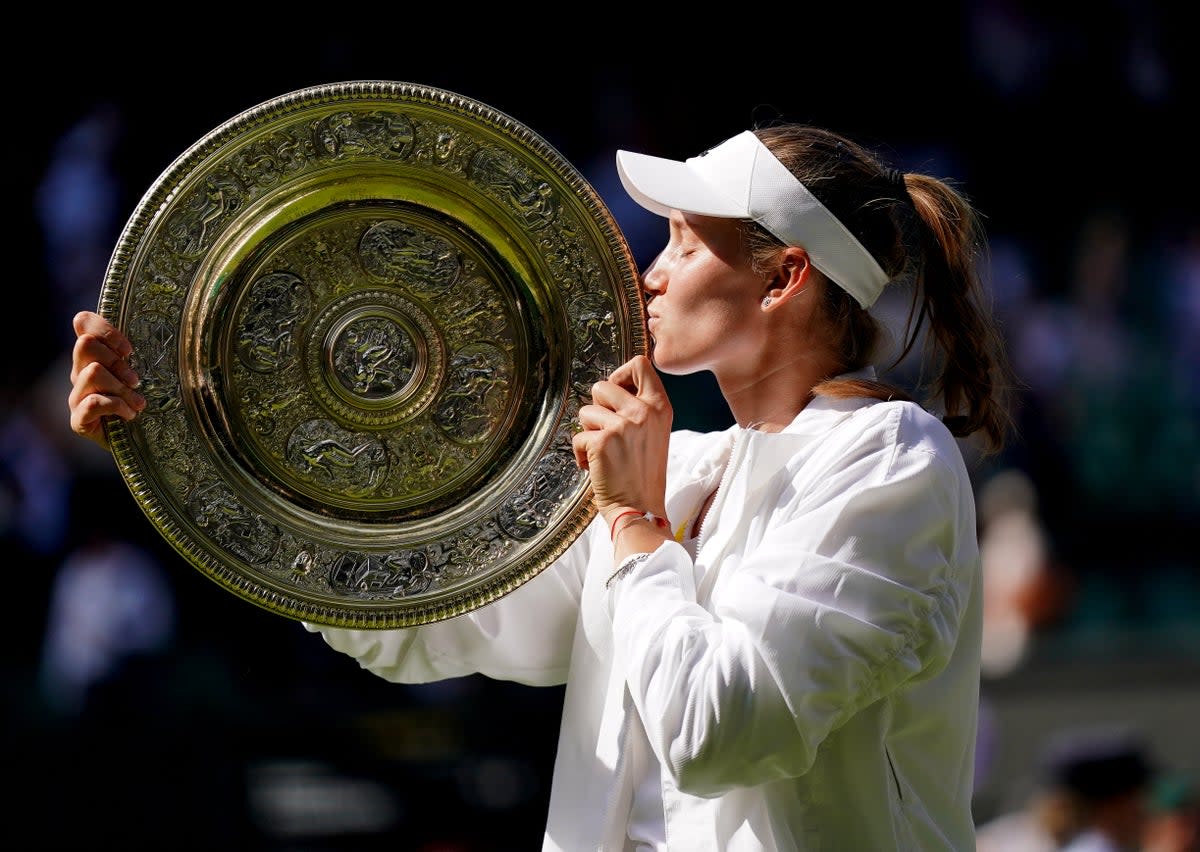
[
  {"left": 37, "top": 474, "right": 176, "bottom": 716},
  {"left": 977, "top": 742, "right": 1087, "bottom": 852},
  {"left": 1143, "top": 773, "right": 1200, "bottom": 852},
  {"left": 977, "top": 468, "right": 1073, "bottom": 677},
  {"left": 1053, "top": 728, "right": 1156, "bottom": 852},
  {"left": 0, "top": 410, "right": 72, "bottom": 557},
  {"left": 977, "top": 779, "right": 1085, "bottom": 852},
  {"left": 1007, "top": 207, "right": 1199, "bottom": 634},
  {"left": 978, "top": 726, "right": 1157, "bottom": 852},
  {"left": 34, "top": 101, "right": 124, "bottom": 347}
]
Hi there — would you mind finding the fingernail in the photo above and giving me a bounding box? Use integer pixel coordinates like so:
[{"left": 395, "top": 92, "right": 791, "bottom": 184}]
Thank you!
[
  {"left": 120, "top": 366, "right": 141, "bottom": 388},
  {"left": 133, "top": 393, "right": 147, "bottom": 411}
]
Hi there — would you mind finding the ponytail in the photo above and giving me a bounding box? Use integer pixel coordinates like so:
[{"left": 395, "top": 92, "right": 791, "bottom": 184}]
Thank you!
[
  {"left": 899, "top": 174, "right": 1015, "bottom": 453},
  {"left": 750, "top": 124, "right": 1016, "bottom": 455}
]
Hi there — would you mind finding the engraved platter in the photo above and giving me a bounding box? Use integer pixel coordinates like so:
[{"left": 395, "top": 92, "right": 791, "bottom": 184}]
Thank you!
[{"left": 98, "top": 81, "right": 644, "bottom": 628}]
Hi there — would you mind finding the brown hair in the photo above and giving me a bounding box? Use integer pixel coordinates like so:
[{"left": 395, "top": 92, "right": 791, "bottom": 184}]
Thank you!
[{"left": 742, "top": 124, "right": 1015, "bottom": 454}]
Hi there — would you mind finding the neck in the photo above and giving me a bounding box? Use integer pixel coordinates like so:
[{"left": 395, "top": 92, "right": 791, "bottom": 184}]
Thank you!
[{"left": 713, "top": 347, "right": 840, "bottom": 433}]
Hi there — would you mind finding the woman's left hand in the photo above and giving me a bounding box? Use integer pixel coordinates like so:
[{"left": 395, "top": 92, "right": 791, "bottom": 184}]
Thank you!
[{"left": 572, "top": 355, "right": 672, "bottom": 525}]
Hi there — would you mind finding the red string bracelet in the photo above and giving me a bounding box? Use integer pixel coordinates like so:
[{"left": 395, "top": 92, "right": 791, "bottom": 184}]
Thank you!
[
  {"left": 609, "top": 510, "right": 670, "bottom": 541},
  {"left": 609, "top": 509, "right": 644, "bottom": 541}
]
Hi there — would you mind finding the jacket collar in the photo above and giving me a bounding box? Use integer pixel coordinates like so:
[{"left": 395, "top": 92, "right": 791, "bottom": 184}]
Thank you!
[{"left": 664, "top": 368, "right": 884, "bottom": 537}]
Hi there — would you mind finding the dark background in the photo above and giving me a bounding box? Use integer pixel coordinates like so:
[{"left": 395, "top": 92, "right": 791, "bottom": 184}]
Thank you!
[{"left": 4, "top": 7, "right": 1197, "bottom": 850}]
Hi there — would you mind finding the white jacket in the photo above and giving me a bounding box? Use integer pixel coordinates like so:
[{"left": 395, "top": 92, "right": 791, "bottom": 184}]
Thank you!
[{"left": 306, "top": 394, "right": 983, "bottom": 851}]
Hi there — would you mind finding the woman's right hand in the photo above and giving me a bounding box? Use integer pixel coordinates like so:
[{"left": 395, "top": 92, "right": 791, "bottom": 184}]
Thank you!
[{"left": 69, "top": 310, "right": 145, "bottom": 451}]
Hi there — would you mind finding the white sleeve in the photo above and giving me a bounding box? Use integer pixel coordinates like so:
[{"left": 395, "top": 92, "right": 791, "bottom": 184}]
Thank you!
[
  {"left": 604, "top": 443, "right": 974, "bottom": 796},
  {"left": 304, "top": 516, "right": 601, "bottom": 687}
]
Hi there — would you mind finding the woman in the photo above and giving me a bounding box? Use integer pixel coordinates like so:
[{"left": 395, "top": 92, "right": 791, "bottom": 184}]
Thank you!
[{"left": 70, "top": 123, "right": 1013, "bottom": 850}]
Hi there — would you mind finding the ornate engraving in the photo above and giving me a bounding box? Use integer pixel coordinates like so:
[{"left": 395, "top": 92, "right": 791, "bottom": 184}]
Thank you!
[
  {"left": 359, "top": 220, "right": 462, "bottom": 296},
  {"left": 187, "top": 480, "right": 281, "bottom": 565},
  {"left": 301, "top": 286, "right": 444, "bottom": 430},
  {"left": 426, "top": 124, "right": 473, "bottom": 171},
  {"left": 440, "top": 275, "right": 511, "bottom": 345},
  {"left": 312, "top": 111, "right": 415, "bottom": 160},
  {"left": 163, "top": 171, "right": 247, "bottom": 258},
  {"left": 329, "top": 548, "right": 437, "bottom": 598},
  {"left": 127, "top": 311, "right": 180, "bottom": 413},
  {"left": 571, "top": 292, "right": 618, "bottom": 364},
  {"left": 390, "top": 421, "right": 467, "bottom": 495},
  {"left": 498, "top": 451, "right": 579, "bottom": 540},
  {"left": 469, "top": 146, "right": 558, "bottom": 230},
  {"left": 331, "top": 315, "right": 417, "bottom": 398},
  {"left": 285, "top": 419, "right": 388, "bottom": 497},
  {"left": 240, "top": 385, "right": 302, "bottom": 437},
  {"left": 433, "top": 343, "right": 513, "bottom": 444},
  {"left": 451, "top": 517, "right": 515, "bottom": 571},
  {"left": 236, "top": 272, "right": 313, "bottom": 372}
]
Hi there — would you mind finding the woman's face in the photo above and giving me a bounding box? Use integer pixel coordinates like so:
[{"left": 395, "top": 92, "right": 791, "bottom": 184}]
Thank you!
[{"left": 641, "top": 211, "right": 767, "bottom": 376}]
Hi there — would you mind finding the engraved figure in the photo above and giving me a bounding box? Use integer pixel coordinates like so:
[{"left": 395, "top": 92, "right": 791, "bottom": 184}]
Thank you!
[
  {"left": 312, "top": 111, "right": 415, "bottom": 160},
  {"left": 391, "top": 424, "right": 457, "bottom": 494},
  {"left": 332, "top": 317, "right": 416, "bottom": 397},
  {"left": 236, "top": 272, "right": 312, "bottom": 372},
  {"left": 441, "top": 277, "right": 509, "bottom": 342},
  {"left": 571, "top": 293, "right": 618, "bottom": 362},
  {"left": 433, "top": 344, "right": 511, "bottom": 443},
  {"left": 291, "top": 549, "right": 316, "bottom": 579},
  {"left": 498, "top": 451, "right": 577, "bottom": 540},
  {"left": 285, "top": 419, "right": 388, "bottom": 497},
  {"left": 544, "top": 242, "right": 583, "bottom": 293},
  {"left": 359, "top": 220, "right": 461, "bottom": 295},
  {"left": 329, "top": 549, "right": 436, "bottom": 598},
  {"left": 546, "top": 231, "right": 603, "bottom": 298},
  {"left": 241, "top": 386, "right": 301, "bottom": 436},
  {"left": 187, "top": 481, "right": 280, "bottom": 565},
  {"left": 163, "top": 171, "right": 245, "bottom": 257},
  {"left": 431, "top": 127, "right": 465, "bottom": 167},
  {"left": 469, "top": 147, "right": 558, "bottom": 230},
  {"left": 450, "top": 519, "right": 512, "bottom": 572}
]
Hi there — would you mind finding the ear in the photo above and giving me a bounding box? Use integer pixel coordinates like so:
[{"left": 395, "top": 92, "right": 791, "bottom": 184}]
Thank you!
[{"left": 760, "top": 247, "right": 812, "bottom": 310}]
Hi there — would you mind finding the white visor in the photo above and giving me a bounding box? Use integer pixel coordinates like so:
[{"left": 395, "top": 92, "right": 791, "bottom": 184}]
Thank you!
[{"left": 616, "top": 130, "right": 888, "bottom": 308}]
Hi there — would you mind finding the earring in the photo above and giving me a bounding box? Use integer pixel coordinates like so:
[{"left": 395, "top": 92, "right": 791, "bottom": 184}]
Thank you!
[{"left": 761, "top": 297, "right": 772, "bottom": 308}]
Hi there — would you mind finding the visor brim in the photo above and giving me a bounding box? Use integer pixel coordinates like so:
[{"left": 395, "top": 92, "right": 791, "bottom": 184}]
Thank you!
[{"left": 615, "top": 150, "right": 746, "bottom": 220}]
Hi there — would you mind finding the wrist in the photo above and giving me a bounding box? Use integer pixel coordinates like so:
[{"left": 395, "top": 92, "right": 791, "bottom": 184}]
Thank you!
[{"left": 607, "top": 507, "right": 669, "bottom": 542}]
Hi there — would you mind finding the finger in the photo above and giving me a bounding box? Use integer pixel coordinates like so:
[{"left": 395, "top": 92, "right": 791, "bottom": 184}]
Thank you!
[
  {"left": 73, "top": 311, "right": 132, "bottom": 359},
  {"left": 577, "top": 402, "right": 625, "bottom": 432},
  {"left": 606, "top": 355, "right": 663, "bottom": 401},
  {"left": 72, "top": 334, "right": 140, "bottom": 387},
  {"left": 70, "top": 361, "right": 146, "bottom": 413},
  {"left": 71, "top": 392, "right": 140, "bottom": 437},
  {"left": 571, "top": 430, "right": 591, "bottom": 471},
  {"left": 588, "top": 378, "right": 639, "bottom": 414}
]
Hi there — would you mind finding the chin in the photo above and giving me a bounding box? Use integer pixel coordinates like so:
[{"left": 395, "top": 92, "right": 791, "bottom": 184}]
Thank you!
[{"left": 650, "top": 350, "right": 702, "bottom": 377}]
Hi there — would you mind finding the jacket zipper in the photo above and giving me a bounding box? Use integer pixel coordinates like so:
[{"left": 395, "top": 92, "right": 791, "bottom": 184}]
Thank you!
[{"left": 694, "top": 429, "right": 748, "bottom": 553}]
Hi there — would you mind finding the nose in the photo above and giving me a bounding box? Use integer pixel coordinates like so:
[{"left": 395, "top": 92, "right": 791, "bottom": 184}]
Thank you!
[{"left": 641, "top": 252, "right": 667, "bottom": 299}]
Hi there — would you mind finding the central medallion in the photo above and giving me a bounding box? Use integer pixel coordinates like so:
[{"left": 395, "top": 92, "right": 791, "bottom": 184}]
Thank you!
[
  {"left": 330, "top": 312, "right": 419, "bottom": 401},
  {"left": 305, "top": 288, "right": 444, "bottom": 430}
]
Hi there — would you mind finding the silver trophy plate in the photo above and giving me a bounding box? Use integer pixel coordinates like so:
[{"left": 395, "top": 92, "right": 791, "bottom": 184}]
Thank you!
[{"left": 99, "top": 81, "right": 644, "bottom": 628}]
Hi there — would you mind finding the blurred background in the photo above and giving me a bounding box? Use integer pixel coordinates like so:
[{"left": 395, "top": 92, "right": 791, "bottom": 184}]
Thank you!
[{"left": 4, "top": 6, "right": 1197, "bottom": 850}]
